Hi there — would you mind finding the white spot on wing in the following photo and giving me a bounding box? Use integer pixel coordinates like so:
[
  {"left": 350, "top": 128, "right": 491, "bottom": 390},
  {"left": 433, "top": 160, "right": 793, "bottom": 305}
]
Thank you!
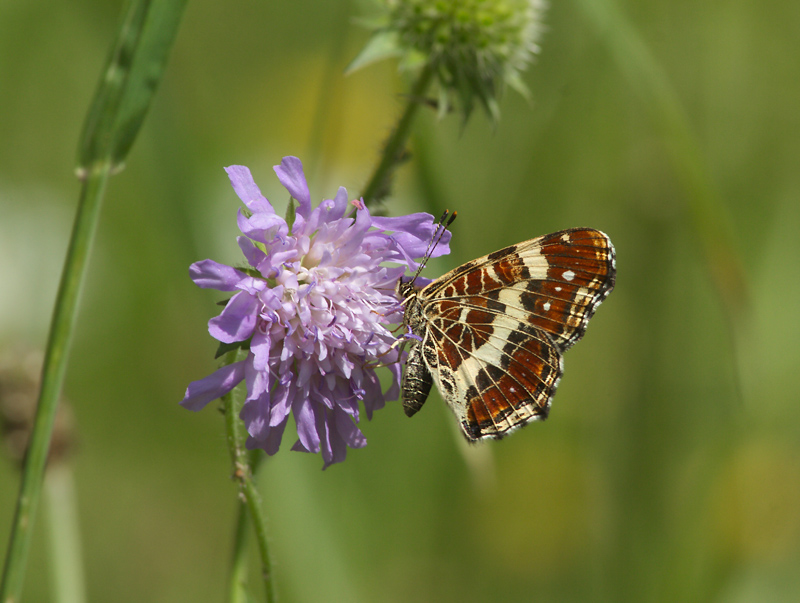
[
  {"left": 543, "top": 301, "right": 551, "bottom": 312},
  {"left": 563, "top": 270, "right": 575, "bottom": 282}
]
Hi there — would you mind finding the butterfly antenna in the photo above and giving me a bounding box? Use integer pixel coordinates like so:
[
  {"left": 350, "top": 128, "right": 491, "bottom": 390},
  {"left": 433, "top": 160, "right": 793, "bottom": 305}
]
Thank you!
[{"left": 409, "top": 210, "right": 457, "bottom": 286}]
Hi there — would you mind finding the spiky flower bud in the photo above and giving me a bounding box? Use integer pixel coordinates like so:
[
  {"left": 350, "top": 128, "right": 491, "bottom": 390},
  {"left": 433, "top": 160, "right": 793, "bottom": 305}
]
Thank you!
[{"left": 351, "top": 0, "right": 546, "bottom": 121}]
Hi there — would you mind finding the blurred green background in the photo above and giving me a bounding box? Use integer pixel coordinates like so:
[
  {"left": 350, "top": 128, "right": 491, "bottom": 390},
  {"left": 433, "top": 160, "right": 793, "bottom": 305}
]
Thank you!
[{"left": 2, "top": 0, "right": 799, "bottom": 601}]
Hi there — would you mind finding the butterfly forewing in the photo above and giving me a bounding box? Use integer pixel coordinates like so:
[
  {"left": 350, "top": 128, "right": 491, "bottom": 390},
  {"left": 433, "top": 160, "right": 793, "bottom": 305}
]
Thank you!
[{"left": 401, "top": 227, "right": 616, "bottom": 441}]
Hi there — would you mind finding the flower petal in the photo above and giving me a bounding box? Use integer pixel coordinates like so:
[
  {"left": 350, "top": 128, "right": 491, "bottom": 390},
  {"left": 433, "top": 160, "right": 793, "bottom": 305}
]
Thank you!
[
  {"left": 225, "top": 165, "right": 276, "bottom": 214},
  {"left": 269, "top": 378, "right": 295, "bottom": 426},
  {"left": 274, "top": 156, "right": 310, "bottom": 220},
  {"left": 383, "top": 361, "right": 402, "bottom": 408},
  {"left": 237, "top": 208, "right": 288, "bottom": 245},
  {"left": 328, "top": 187, "right": 349, "bottom": 221},
  {"left": 244, "top": 354, "right": 269, "bottom": 402},
  {"left": 189, "top": 260, "right": 245, "bottom": 291},
  {"left": 240, "top": 391, "right": 270, "bottom": 439},
  {"left": 371, "top": 212, "right": 452, "bottom": 258},
  {"left": 336, "top": 201, "right": 372, "bottom": 259},
  {"left": 237, "top": 237, "right": 266, "bottom": 270},
  {"left": 335, "top": 407, "right": 367, "bottom": 449},
  {"left": 250, "top": 329, "right": 272, "bottom": 372},
  {"left": 292, "top": 395, "right": 320, "bottom": 453},
  {"left": 208, "top": 291, "right": 258, "bottom": 343},
  {"left": 180, "top": 360, "right": 246, "bottom": 411},
  {"left": 247, "top": 417, "right": 288, "bottom": 456}
]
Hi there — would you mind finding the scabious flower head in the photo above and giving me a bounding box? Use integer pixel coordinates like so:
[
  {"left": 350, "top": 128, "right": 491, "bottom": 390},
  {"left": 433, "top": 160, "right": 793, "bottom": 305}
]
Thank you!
[
  {"left": 181, "top": 157, "right": 450, "bottom": 468},
  {"left": 350, "top": 0, "right": 546, "bottom": 122}
]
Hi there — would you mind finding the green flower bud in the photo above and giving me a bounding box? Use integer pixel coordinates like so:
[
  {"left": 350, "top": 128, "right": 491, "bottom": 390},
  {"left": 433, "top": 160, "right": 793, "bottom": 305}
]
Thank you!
[{"left": 350, "top": 0, "right": 546, "bottom": 122}]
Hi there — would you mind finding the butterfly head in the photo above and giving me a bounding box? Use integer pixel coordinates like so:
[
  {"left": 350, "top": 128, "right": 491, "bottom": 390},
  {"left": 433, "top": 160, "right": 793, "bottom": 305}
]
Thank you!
[{"left": 396, "top": 277, "right": 419, "bottom": 301}]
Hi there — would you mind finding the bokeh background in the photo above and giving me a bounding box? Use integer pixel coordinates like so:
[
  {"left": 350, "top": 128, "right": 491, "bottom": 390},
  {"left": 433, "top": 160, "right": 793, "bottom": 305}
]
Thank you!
[{"left": 2, "top": 1, "right": 800, "bottom": 601}]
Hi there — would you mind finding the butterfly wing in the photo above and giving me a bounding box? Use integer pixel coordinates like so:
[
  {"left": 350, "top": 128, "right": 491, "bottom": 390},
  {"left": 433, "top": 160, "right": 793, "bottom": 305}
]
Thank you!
[{"left": 416, "top": 228, "right": 615, "bottom": 440}]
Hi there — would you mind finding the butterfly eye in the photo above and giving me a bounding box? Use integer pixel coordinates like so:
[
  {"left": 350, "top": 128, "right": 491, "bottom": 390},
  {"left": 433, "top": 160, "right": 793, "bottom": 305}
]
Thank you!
[{"left": 396, "top": 279, "right": 413, "bottom": 298}]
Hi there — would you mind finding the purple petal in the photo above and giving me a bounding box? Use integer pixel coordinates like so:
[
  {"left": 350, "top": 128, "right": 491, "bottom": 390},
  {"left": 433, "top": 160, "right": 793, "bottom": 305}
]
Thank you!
[
  {"left": 266, "top": 245, "right": 300, "bottom": 272},
  {"left": 180, "top": 361, "right": 246, "bottom": 411},
  {"left": 316, "top": 408, "right": 337, "bottom": 468},
  {"left": 189, "top": 260, "right": 245, "bottom": 291},
  {"left": 381, "top": 234, "right": 420, "bottom": 270},
  {"left": 208, "top": 291, "right": 258, "bottom": 343},
  {"left": 250, "top": 329, "right": 271, "bottom": 372},
  {"left": 370, "top": 212, "right": 435, "bottom": 238},
  {"left": 247, "top": 418, "right": 288, "bottom": 456},
  {"left": 384, "top": 362, "right": 402, "bottom": 404},
  {"left": 410, "top": 276, "right": 433, "bottom": 288},
  {"left": 225, "top": 166, "right": 276, "bottom": 214},
  {"left": 395, "top": 228, "right": 451, "bottom": 259},
  {"left": 360, "top": 370, "right": 386, "bottom": 419},
  {"left": 274, "top": 157, "right": 310, "bottom": 218},
  {"left": 292, "top": 395, "right": 320, "bottom": 453},
  {"left": 244, "top": 355, "right": 269, "bottom": 401},
  {"left": 240, "top": 390, "right": 270, "bottom": 439},
  {"left": 237, "top": 237, "right": 266, "bottom": 270},
  {"left": 328, "top": 187, "right": 349, "bottom": 221},
  {"left": 371, "top": 212, "right": 452, "bottom": 258},
  {"left": 335, "top": 407, "right": 367, "bottom": 449},
  {"left": 320, "top": 408, "right": 367, "bottom": 468},
  {"left": 235, "top": 275, "right": 267, "bottom": 297},
  {"left": 336, "top": 201, "right": 372, "bottom": 258},
  {"left": 237, "top": 208, "right": 288, "bottom": 245},
  {"left": 269, "top": 378, "right": 295, "bottom": 426}
]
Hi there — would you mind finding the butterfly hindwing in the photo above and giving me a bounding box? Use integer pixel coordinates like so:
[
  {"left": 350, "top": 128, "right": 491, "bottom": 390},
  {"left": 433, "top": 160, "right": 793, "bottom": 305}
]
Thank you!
[{"left": 425, "top": 311, "right": 562, "bottom": 439}]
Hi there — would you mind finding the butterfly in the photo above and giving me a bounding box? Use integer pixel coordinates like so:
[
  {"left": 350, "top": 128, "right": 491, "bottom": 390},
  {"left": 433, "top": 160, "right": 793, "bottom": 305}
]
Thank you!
[{"left": 398, "top": 219, "right": 616, "bottom": 441}]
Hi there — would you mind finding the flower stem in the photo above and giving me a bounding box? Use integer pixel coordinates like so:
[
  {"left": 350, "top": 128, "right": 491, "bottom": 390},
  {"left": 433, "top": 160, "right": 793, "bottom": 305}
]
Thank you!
[
  {"left": 228, "top": 493, "right": 251, "bottom": 603},
  {"left": 223, "top": 353, "right": 275, "bottom": 603},
  {"left": 1, "top": 162, "right": 111, "bottom": 601},
  {"left": 361, "top": 63, "right": 435, "bottom": 207},
  {"left": 228, "top": 448, "right": 264, "bottom": 603},
  {"left": 44, "top": 463, "right": 87, "bottom": 603}
]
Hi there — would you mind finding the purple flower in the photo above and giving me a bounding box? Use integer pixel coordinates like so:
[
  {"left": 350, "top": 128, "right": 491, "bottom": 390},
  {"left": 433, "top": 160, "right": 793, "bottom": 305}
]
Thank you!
[{"left": 181, "top": 157, "right": 451, "bottom": 467}]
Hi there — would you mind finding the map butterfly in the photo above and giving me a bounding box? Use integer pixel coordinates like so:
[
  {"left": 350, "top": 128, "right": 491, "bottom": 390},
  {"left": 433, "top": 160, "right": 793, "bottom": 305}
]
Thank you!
[{"left": 398, "top": 218, "right": 616, "bottom": 441}]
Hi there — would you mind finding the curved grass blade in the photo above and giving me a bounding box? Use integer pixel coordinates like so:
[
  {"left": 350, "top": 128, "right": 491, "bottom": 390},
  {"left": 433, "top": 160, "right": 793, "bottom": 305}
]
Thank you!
[{"left": 1, "top": 1, "right": 187, "bottom": 600}]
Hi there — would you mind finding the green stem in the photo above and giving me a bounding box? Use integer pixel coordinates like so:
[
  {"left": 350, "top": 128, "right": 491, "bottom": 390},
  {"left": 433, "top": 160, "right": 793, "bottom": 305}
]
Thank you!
[
  {"left": 223, "top": 355, "right": 275, "bottom": 603},
  {"left": 228, "top": 449, "right": 265, "bottom": 603},
  {"left": 1, "top": 162, "right": 111, "bottom": 602},
  {"left": 4, "top": 2, "right": 185, "bottom": 595},
  {"left": 44, "top": 464, "right": 87, "bottom": 603},
  {"left": 361, "top": 63, "right": 435, "bottom": 207},
  {"left": 228, "top": 496, "right": 251, "bottom": 603}
]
